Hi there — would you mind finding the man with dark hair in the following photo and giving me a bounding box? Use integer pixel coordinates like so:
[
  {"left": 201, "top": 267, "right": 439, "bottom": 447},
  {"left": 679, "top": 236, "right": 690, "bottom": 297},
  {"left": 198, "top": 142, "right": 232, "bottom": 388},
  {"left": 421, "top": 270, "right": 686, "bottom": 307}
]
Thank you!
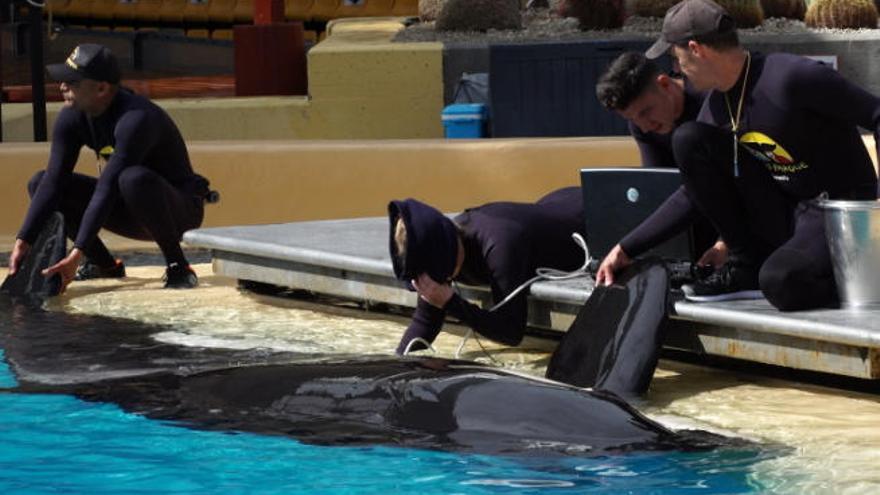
[
  {"left": 7, "top": 44, "right": 212, "bottom": 291},
  {"left": 388, "top": 188, "right": 586, "bottom": 355},
  {"left": 604, "top": 0, "right": 880, "bottom": 310},
  {"left": 594, "top": 51, "right": 725, "bottom": 284}
]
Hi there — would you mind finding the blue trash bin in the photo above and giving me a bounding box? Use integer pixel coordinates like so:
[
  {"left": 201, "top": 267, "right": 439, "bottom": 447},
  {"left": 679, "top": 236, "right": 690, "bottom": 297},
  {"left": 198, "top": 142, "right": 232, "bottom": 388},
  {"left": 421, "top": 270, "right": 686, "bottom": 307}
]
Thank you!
[{"left": 441, "top": 103, "right": 487, "bottom": 138}]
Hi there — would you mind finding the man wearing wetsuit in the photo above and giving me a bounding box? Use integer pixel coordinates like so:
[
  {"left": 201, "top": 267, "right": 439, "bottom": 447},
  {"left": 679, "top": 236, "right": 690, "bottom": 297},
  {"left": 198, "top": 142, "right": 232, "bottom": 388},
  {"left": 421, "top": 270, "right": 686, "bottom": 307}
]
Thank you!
[
  {"left": 620, "top": 0, "right": 879, "bottom": 309},
  {"left": 7, "top": 44, "right": 210, "bottom": 290},
  {"left": 594, "top": 52, "right": 723, "bottom": 284},
  {"left": 388, "top": 188, "right": 585, "bottom": 354}
]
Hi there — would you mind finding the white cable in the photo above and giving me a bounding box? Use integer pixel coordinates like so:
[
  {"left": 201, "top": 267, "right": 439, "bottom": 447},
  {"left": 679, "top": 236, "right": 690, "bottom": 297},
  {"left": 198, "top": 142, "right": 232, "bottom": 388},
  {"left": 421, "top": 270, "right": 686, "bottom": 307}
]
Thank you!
[
  {"left": 453, "top": 232, "right": 591, "bottom": 361},
  {"left": 488, "top": 232, "right": 591, "bottom": 312},
  {"left": 454, "top": 329, "right": 472, "bottom": 359},
  {"left": 26, "top": 0, "right": 46, "bottom": 8},
  {"left": 402, "top": 337, "right": 436, "bottom": 356}
]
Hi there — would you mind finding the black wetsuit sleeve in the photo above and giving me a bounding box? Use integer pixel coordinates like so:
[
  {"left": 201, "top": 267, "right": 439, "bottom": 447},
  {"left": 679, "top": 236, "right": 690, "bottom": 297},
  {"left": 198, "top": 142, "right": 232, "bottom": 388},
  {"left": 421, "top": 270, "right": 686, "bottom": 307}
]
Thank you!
[
  {"left": 619, "top": 186, "right": 701, "bottom": 257},
  {"left": 74, "top": 110, "right": 158, "bottom": 249},
  {"left": 444, "top": 291, "right": 526, "bottom": 347},
  {"left": 789, "top": 61, "right": 880, "bottom": 163},
  {"left": 395, "top": 298, "right": 446, "bottom": 355},
  {"left": 17, "top": 109, "right": 84, "bottom": 244},
  {"left": 444, "top": 241, "right": 530, "bottom": 346}
]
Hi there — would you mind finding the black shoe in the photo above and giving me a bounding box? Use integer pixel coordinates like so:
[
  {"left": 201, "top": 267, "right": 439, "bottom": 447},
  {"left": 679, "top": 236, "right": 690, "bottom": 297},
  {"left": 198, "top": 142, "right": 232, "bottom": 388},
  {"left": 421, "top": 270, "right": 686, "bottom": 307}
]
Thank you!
[
  {"left": 75, "top": 259, "right": 126, "bottom": 281},
  {"left": 163, "top": 263, "right": 198, "bottom": 289},
  {"left": 682, "top": 260, "right": 763, "bottom": 302}
]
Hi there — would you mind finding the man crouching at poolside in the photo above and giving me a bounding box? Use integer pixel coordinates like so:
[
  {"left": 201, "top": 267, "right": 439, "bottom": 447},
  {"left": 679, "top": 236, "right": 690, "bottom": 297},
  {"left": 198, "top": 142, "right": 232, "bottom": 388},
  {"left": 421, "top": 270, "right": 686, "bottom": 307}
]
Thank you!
[
  {"left": 8, "top": 44, "right": 212, "bottom": 291},
  {"left": 388, "top": 187, "right": 585, "bottom": 355}
]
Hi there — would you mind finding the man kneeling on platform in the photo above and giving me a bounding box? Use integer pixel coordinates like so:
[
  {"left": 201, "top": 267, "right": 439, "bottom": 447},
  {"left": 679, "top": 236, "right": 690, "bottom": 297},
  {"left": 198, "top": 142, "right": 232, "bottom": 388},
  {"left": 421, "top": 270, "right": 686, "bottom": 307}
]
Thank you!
[
  {"left": 602, "top": 0, "right": 880, "bottom": 310},
  {"left": 388, "top": 188, "right": 585, "bottom": 355},
  {"left": 7, "top": 44, "right": 213, "bottom": 291}
]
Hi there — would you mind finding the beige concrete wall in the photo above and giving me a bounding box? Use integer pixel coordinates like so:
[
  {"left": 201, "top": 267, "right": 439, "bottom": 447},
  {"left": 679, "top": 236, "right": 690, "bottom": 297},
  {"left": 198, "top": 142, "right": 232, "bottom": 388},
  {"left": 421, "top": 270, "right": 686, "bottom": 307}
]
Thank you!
[
  {"left": 0, "top": 137, "right": 641, "bottom": 240},
  {"left": 1, "top": 135, "right": 876, "bottom": 247}
]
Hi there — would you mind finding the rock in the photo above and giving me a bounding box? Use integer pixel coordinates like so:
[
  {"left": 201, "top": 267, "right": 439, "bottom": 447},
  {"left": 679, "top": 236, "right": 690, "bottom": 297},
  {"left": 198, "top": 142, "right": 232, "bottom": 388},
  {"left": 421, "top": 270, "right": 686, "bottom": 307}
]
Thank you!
[
  {"left": 435, "top": 0, "right": 522, "bottom": 32},
  {"left": 419, "top": 0, "right": 447, "bottom": 21}
]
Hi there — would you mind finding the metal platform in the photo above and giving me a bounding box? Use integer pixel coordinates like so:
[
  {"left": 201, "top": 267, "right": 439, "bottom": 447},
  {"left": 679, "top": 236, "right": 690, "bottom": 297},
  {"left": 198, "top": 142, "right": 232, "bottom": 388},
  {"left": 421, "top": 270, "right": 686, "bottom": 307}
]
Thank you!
[{"left": 184, "top": 219, "right": 880, "bottom": 380}]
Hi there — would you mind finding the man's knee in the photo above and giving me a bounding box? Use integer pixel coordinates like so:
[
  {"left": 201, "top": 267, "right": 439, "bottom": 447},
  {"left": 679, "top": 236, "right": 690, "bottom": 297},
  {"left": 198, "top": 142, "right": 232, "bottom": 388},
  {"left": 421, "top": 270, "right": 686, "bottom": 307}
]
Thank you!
[
  {"left": 117, "top": 166, "right": 159, "bottom": 199},
  {"left": 27, "top": 170, "right": 46, "bottom": 197},
  {"left": 759, "top": 249, "right": 834, "bottom": 311}
]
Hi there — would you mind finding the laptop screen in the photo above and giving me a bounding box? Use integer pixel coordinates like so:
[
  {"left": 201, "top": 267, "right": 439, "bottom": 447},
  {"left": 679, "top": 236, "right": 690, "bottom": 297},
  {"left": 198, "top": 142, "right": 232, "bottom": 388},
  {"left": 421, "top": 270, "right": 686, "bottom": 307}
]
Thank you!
[{"left": 580, "top": 168, "right": 694, "bottom": 262}]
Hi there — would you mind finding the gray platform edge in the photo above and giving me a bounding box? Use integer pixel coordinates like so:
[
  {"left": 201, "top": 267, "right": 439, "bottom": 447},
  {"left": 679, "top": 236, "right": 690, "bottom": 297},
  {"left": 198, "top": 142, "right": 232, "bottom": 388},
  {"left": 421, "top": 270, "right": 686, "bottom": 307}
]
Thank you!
[{"left": 185, "top": 220, "right": 880, "bottom": 380}]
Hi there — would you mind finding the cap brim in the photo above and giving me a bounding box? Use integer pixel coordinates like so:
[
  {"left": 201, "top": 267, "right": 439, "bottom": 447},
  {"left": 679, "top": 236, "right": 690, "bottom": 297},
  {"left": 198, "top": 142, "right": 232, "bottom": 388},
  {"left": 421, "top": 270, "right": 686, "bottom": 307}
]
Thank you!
[
  {"left": 46, "top": 63, "right": 84, "bottom": 82},
  {"left": 645, "top": 38, "right": 671, "bottom": 59}
]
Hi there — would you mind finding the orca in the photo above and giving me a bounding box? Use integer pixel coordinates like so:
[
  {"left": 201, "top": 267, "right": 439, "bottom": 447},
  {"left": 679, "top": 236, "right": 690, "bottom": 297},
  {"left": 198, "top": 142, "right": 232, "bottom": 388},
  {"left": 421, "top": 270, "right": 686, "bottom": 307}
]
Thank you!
[{"left": 0, "top": 298, "right": 745, "bottom": 457}]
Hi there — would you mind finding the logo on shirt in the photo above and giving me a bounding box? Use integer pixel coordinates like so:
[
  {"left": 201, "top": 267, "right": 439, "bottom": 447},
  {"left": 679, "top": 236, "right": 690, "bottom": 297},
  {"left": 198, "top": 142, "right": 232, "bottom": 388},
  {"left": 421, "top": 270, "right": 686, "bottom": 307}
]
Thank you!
[
  {"left": 740, "top": 132, "right": 808, "bottom": 179},
  {"left": 96, "top": 145, "right": 114, "bottom": 174}
]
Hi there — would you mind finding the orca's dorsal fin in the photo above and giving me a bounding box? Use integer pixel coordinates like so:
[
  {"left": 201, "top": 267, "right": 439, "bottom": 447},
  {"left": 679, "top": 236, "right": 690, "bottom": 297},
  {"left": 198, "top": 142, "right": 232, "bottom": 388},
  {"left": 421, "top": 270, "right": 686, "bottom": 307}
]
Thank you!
[{"left": 1, "top": 212, "right": 66, "bottom": 299}]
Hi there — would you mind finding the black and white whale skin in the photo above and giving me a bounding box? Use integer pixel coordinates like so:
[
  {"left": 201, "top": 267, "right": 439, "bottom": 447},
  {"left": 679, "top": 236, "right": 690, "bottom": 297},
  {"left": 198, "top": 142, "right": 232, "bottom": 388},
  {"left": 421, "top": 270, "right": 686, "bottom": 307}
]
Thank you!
[{"left": 1, "top": 301, "right": 736, "bottom": 456}]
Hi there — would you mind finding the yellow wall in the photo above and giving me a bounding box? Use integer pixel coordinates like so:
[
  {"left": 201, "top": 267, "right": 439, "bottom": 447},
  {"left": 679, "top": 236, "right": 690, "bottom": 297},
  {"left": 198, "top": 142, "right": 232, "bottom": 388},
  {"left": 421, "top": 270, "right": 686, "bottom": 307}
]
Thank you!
[{"left": 0, "top": 137, "right": 641, "bottom": 240}]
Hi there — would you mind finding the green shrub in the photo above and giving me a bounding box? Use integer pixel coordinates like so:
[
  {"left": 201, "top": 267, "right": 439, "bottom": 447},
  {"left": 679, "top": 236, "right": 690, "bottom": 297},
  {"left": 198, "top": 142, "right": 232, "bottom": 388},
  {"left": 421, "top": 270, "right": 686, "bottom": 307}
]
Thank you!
[
  {"left": 555, "top": 0, "right": 626, "bottom": 29},
  {"left": 716, "top": 0, "right": 765, "bottom": 27},
  {"left": 760, "top": 0, "right": 806, "bottom": 18},
  {"left": 633, "top": 0, "right": 764, "bottom": 28},
  {"left": 632, "top": 0, "right": 680, "bottom": 18}
]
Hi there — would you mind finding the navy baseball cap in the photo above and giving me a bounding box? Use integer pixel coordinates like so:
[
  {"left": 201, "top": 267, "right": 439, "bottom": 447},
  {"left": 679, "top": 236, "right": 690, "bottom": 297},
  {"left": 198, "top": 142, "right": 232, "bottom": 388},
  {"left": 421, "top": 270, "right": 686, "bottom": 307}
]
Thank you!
[
  {"left": 645, "top": 0, "right": 735, "bottom": 59},
  {"left": 46, "top": 43, "right": 121, "bottom": 84}
]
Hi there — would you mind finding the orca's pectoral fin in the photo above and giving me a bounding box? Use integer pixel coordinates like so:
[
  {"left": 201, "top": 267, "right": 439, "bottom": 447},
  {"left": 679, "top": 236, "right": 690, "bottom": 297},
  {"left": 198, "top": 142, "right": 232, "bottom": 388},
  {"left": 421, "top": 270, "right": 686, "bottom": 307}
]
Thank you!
[
  {"left": 545, "top": 259, "right": 669, "bottom": 397},
  {"left": 1, "top": 212, "right": 66, "bottom": 299}
]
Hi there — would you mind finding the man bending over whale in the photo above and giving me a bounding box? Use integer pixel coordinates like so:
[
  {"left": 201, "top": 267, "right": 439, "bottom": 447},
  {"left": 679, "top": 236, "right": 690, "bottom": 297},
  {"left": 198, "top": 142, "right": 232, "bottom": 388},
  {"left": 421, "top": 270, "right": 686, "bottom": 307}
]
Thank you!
[
  {"left": 388, "top": 187, "right": 585, "bottom": 355},
  {"left": 8, "top": 44, "right": 212, "bottom": 291}
]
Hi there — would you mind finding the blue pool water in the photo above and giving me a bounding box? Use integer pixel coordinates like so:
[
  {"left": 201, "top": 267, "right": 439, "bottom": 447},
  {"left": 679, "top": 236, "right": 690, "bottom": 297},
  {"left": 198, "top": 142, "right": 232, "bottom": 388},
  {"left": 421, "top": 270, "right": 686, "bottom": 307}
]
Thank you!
[{"left": 0, "top": 347, "right": 774, "bottom": 494}]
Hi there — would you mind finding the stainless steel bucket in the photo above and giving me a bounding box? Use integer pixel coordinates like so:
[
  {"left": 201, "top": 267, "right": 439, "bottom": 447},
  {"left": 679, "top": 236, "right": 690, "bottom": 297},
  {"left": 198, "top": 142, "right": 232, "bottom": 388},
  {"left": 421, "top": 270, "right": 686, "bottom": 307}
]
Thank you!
[{"left": 817, "top": 199, "right": 880, "bottom": 308}]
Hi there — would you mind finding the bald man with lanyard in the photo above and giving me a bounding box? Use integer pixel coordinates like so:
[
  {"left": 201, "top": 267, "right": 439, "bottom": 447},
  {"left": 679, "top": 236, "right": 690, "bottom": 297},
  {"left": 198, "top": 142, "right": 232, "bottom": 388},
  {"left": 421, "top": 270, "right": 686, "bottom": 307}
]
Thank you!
[{"left": 598, "top": 0, "right": 879, "bottom": 310}]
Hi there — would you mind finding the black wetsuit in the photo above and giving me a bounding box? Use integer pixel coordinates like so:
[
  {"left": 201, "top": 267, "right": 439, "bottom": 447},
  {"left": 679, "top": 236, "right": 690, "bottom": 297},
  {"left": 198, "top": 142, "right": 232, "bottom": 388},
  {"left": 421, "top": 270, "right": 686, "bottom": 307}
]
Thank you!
[
  {"left": 396, "top": 187, "right": 586, "bottom": 354},
  {"left": 621, "top": 83, "right": 716, "bottom": 257},
  {"left": 672, "top": 52, "right": 879, "bottom": 310},
  {"left": 19, "top": 89, "right": 208, "bottom": 267}
]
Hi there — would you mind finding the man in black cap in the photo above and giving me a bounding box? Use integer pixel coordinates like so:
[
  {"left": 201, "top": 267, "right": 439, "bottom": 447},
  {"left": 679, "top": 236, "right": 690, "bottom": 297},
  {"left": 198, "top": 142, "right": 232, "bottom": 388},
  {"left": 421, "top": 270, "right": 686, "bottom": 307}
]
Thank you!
[
  {"left": 594, "top": 52, "right": 724, "bottom": 285},
  {"left": 388, "top": 188, "right": 585, "bottom": 355},
  {"left": 7, "top": 43, "right": 212, "bottom": 290},
  {"left": 612, "top": 0, "right": 880, "bottom": 310}
]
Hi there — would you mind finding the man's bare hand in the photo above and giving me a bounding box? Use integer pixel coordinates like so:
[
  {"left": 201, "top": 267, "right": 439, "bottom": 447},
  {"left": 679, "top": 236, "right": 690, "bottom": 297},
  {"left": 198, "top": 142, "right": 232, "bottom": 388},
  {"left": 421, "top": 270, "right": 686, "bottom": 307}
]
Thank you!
[
  {"left": 412, "top": 273, "right": 454, "bottom": 309},
  {"left": 41, "top": 248, "right": 84, "bottom": 293},
  {"left": 697, "top": 239, "right": 729, "bottom": 269},
  {"left": 595, "top": 243, "right": 633, "bottom": 286},
  {"left": 8, "top": 239, "right": 31, "bottom": 276}
]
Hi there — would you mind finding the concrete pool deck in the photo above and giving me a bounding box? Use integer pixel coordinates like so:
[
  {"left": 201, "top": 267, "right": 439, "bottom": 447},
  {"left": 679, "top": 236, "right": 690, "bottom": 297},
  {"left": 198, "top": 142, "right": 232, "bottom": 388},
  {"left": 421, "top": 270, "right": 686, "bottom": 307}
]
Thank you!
[{"left": 183, "top": 218, "right": 880, "bottom": 381}]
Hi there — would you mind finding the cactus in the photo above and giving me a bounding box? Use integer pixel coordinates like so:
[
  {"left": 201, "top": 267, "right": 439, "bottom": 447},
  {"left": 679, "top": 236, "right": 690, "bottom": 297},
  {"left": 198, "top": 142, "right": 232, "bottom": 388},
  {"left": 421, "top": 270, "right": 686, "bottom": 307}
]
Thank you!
[
  {"left": 435, "top": 0, "right": 522, "bottom": 31},
  {"left": 805, "top": 0, "right": 879, "bottom": 28},
  {"left": 761, "top": 0, "right": 806, "bottom": 18},
  {"left": 555, "top": 0, "right": 626, "bottom": 29}
]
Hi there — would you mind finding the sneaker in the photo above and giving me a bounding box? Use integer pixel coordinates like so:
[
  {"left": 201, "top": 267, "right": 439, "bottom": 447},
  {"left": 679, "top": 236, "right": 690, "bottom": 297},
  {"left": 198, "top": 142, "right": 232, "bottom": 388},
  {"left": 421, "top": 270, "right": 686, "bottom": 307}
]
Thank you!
[
  {"left": 682, "top": 260, "right": 763, "bottom": 302},
  {"left": 75, "top": 259, "right": 126, "bottom": 281},
  {"left": 163, "top": 263, "right": 198, "bottom": 289}
]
